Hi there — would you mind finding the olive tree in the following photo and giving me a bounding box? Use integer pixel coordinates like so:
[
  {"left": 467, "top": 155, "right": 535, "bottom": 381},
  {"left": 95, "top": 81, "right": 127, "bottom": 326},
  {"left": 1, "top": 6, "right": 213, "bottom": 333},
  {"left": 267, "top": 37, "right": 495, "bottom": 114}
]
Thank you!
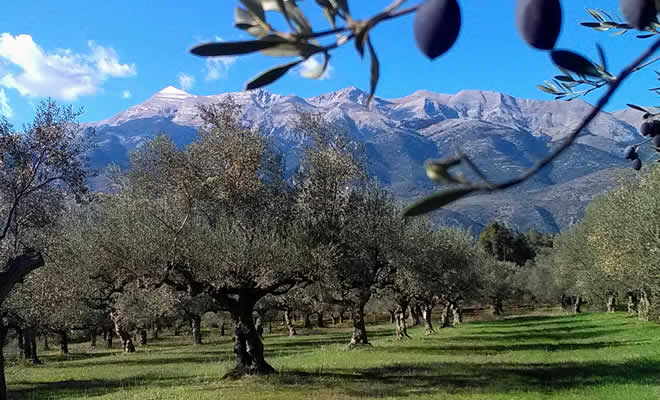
[{"left": 0, "top": 100, "right": 90, "bottom": 399}]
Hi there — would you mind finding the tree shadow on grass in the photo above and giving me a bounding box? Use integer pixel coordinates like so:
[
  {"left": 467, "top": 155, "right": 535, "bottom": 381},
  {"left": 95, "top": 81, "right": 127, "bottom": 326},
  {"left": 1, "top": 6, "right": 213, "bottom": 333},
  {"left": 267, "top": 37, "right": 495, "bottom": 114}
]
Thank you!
[
  {"left": 443, "top": 328, "right": 629, "bottom": 343},
  {"left": 270, "top": 358, "right": 660, "bottom": 398},
  {"left": 378, "top": 338, "right": 648, "bottom": 356},
  {"left": 8, "top": 373, "right": 184, "bottom": 399}
]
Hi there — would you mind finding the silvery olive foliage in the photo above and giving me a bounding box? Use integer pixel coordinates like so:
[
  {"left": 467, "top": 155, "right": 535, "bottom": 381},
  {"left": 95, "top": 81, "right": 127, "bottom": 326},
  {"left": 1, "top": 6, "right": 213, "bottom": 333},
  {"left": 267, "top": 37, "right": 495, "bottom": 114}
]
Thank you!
[{"left": 190, "top": 0, "right": 660, "bottom": 217}]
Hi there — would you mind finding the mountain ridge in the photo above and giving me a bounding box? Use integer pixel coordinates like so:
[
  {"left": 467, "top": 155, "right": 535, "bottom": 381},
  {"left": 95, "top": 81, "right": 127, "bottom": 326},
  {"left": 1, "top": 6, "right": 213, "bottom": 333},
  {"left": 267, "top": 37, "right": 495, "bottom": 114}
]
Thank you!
[{"left": 87, "top": 86, "right": 644, "bottom": 234}]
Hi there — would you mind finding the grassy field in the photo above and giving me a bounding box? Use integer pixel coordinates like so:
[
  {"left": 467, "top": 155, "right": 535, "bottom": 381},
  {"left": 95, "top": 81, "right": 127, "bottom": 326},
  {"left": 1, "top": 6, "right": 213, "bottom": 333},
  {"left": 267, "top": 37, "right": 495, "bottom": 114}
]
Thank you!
[{"left": 5, "top": 311, "right": 660, "bottom": 399}]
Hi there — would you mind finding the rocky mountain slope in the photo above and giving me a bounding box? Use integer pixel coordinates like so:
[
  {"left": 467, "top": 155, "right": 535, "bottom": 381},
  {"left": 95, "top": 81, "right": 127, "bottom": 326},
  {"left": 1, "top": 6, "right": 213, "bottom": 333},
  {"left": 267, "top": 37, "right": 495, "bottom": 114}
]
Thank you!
[{"left": 88, "top": 86, "right": 643, "bottom": 234}]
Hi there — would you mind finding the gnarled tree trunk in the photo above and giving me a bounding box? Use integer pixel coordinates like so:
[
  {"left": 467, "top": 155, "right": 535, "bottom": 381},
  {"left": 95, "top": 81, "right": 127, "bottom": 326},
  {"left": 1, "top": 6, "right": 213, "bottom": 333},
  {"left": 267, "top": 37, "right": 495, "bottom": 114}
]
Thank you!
[
  {"left": 408, "top": 304, "right": 420, "bottom": 326},
  {"left": 220, "top": 321, "right": 226, "bottom": 336},
  {"left": 59, "top": 330, "right": 69, "bottom": 355},
  {"left": 191, "top": 314, "right": 202, "bottom": 345},
  {"left": 338, "top": 308, "right": 345, "bottom": 324},
  {"left": 422, "top": 304, "right": 434, "bottom": 334},
  {"left": 451, "top": 302, "right": 463, "bottom": 326},
  {"left": 330, "top": 314, "right": 337, "bottom": 325},
  {"left": 284, "top": 311, "right": 296, "bottom": 336},
  {"left": 349, "top": 301, "right": 370, "bottom": 347},
  {"left": 573, "top": 296, "right": 582, "bottom": 314},
  {"left": 152, "top": 323, "right": 159, "bottom": 340},
  {"left": 492, "top": 298, "right": 504, "bottom": 316},
  {"left": 104, "top": 329, "right": 113, "bottom": 349},
  {"left": 303, "top": 313, "right": 312, "bottom": 330},
  {"left": 606, "top": 294, "right": 617, "bottom": 313},
  {"left": 316, "top": 311, "right": 325, "bottom": 328},
  {"left": 89, "top": 328, "right": 97, "bottom": 348},
  {"left": 255, "top": 312, "right": 264, "bottom": 339},
  {"left": 227, "top": 294, "right": 274, "bottom": 377},
  {"left": 139, "top": 330, "right": 148, "bottom": 346},
  {"left": 627, "top": 292, "right": 638, "bottom": 314},
  {"left": 441, "top": 304, "right": 451, "bottom": 328},
  {"left": 395, "top": 302, "right": 411, "bottom": 340},
  {"left": 0, "top": 324, "right": 7, "bottom": 400},
  {"left": 388, "top": 310, "right": 395, "bottom": 324},
  {"left": 638, "top": 290, "right": 651, "bottom": 321},
  {"left": 111, "top": 313, "right": 135, "bottom": 353},
  {"left": 22, "top": 327, "right": 40, "bottom": 364},
  {"left": 15, "top": 327, "right": 23, "bottom": 353}
]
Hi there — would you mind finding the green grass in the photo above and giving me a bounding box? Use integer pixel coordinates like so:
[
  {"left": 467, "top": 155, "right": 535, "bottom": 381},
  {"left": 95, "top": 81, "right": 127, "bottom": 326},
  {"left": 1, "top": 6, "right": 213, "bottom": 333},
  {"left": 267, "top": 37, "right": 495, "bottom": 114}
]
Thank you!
[{"left": 6, "top": 311, "right": 660, "bottom": 399}]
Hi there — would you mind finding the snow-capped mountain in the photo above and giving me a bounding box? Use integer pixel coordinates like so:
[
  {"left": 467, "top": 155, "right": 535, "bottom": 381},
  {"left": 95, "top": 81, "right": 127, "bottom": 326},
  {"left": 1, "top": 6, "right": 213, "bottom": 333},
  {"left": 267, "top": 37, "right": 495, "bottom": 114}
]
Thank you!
[{"left": 88, "top": 86, "right": 643, "bottom": 234}]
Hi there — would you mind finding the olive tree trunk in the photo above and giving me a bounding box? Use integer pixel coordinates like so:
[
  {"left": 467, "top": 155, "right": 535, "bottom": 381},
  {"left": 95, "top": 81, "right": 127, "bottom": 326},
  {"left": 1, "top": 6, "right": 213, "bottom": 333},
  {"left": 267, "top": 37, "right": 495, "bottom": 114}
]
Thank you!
[
  {"left": 22, "top": 328, "right": 40, "bottom": 364},
  {"left": 316, "top": 311, "right": 325, "bottom": 328},
  {"left": 388, "top": 310, "right": 395, "bottom": 324},
  {"left": 255, "top": 312, "right": 264, "bottom": 339},
  {"left": 284, "top": 311, "right": 297, "bottom": 337},
  {"left": 0, "top": 323, "right": 7, "bottom": 400},
  {"left": 303, "top": 313, "right": 312, "bottom": 330},
  {"left": 395, "top": 302, "right": 411, "bottom": 340},
  {"left": 450, "top": 302, "right": 463, "bottom": 326},
  {"left": 627, "top": 292, "right": 638, "bottom": 314},
  {"left": 89, "top": 328, "right": 97, "bottom": 348},
  {"left": 492, "top": 298, "right": 504, "bottom": 316},
  {"left": 338, "top": 308, "right": 345, "bottom": 324},
  {"left": 152, "top": 323, "right": 159, "bottom": 340},
  {"left": 638, "top": 290, "right": 651, "bottom": 321},
  {"left": 573, "top": 296, "right": 583, "bottom": 314},
  {"left": 191, "top": 314, "right": 202, "bottom": 345},
  {"left": 422, "top": 304, "right": 435, "bottom": 334},
  {"left": 111, "top": 314, "right": 135, "bottom": 353},
  {"left": 104, "top": 329, "right": 113, "bottom": 349},
  {"left": 59, "top": 330, "right": 69, "bottom": 355},
  {"left": 606, "top": 294, "right": 617, "bottom": 313},
  {"left": 349, "top": 302, "right": 370, "bottom": 347},
  {"left": 408, "top": 304, "right": 420, "bottom": 326},
  {"left": 15, "top": 327, "right": 23, "bottom": 352},
  {"left": 227, "top": 294, "right": 274, "bottom": 377},
  {"left": 139, "top": 330, "right": 148, "bottom": 346},
  {"left": 441, "top": 304, "right": 451, "bottom": 328}
]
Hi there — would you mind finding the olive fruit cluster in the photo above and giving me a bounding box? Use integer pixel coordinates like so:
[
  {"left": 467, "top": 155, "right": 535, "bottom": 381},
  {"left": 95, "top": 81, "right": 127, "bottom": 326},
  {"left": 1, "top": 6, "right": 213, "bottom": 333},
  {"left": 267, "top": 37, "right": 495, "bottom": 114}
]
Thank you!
[
  {"left": 624, "top": 145, "right": 642, "bottom": 170},
  {"left": 414, "top": 0, "right": 565, "bottom": 60},
  {"left": 414, "top": 0, "right": 461, "bottom": 59},
  {"left": 640, "top": 119, "right": 660, "bottom": 137},
  {"left": 516, "top": 0, "right": 562, "bottom": 50}
]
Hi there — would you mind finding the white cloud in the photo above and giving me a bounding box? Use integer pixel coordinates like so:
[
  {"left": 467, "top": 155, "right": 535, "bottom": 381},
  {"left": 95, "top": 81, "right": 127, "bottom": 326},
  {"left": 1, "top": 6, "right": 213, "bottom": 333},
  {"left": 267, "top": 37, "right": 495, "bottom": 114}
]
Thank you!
[
  {"left": 300, "top": 56, "right": 333, "bottom": 80},
  {"left": 0, "top": 33, "right": 136, "bottom": 101},
  {"left": 122, "top": 90, "right": 132, "bottom": 99},
  {"left": 205, "top": 57, "right": 236, "bottom": 80},
  {"left": 204, "top": 36, "right": 236, "bottom": 81},
  {"left": 178, "top": 73, "right": 195, "bottom": 91},
  {"left": 88, "top": 41, "right": 136, "bottom": 77},
  {"left": 0, "top": 89, "right": 12, "bottom": 118}
]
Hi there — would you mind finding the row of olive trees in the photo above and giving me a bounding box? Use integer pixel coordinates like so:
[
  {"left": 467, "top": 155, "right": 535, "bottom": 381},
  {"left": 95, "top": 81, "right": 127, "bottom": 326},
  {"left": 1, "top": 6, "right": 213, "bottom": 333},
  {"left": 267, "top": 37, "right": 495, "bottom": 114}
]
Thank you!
[
  {"left": 1, "top": 100, "right": 491, "bottom": 382},
  {"left": 513, "top": 166, "right": 660, "bottom": 319}
]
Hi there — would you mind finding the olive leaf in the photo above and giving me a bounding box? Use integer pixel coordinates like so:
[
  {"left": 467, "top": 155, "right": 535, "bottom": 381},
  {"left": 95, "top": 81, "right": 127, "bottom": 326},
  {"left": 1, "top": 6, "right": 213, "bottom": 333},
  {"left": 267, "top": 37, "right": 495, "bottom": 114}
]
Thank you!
[
  {"left": 627, "top": 103, "right": 650, "bottom": 113},
  {"left": 596, "top": 43, "right": 607, "bottom": 71},
  {"left": 190, "top": 40, "right": 281, "bottom": 57},
  {"left": 424, "top": 158, "right": 462, "bottom": 184},
  {"left": 550, "top": 50, "right": 602, "bottom": 78},
  {"left": 245, "top": 59, "right": 303, "bottom": 90},
  {"left": 402, "top": 187, "right": 476, "bottom": 217},
  {"left": 329, "top": 0, "right": 349, "bottom": 15},
  {"left": 366, "top": 38, "right": 379, "bottom": 106},
  {"left": 239, "top": 0, "right": 265, "bottom": 22}
]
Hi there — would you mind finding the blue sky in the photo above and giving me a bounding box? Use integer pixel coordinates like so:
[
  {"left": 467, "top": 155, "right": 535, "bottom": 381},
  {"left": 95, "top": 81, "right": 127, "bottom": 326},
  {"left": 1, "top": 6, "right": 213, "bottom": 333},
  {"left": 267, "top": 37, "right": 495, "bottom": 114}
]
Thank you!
[{"left": 0, "top": 0, "right": 657, "bottom": 124}]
